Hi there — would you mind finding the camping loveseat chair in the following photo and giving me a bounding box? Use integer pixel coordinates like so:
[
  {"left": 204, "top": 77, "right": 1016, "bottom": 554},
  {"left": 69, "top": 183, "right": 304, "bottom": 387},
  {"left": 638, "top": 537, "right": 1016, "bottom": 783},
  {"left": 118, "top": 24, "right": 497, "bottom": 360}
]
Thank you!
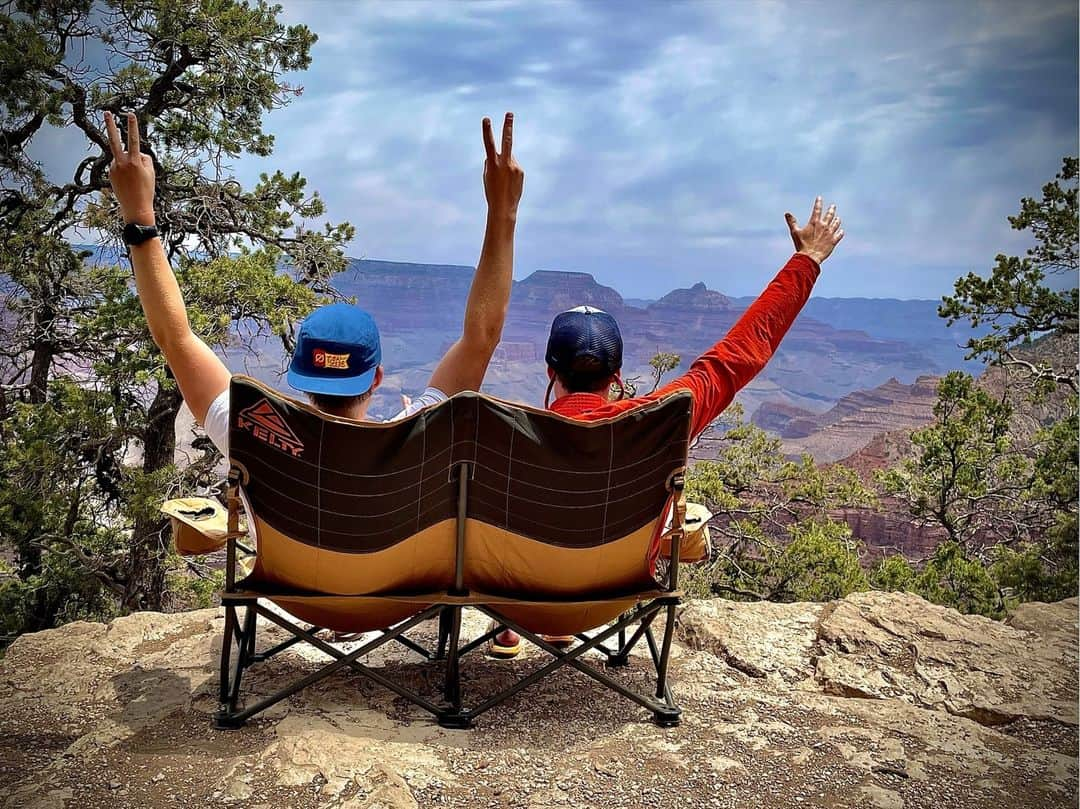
[{"left": 168, "top": 375, "right": 692, "bottom": 729}]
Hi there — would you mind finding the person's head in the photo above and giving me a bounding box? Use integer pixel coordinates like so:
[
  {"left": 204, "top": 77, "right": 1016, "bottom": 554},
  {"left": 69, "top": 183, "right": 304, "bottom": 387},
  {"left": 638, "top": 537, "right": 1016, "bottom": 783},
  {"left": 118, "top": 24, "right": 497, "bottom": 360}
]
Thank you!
[
  {"left": 544, "top": 305, "right": 624, "bottom": 406},
  {"left": 287, "top": 302, "right": 384, "bottom": 420}
]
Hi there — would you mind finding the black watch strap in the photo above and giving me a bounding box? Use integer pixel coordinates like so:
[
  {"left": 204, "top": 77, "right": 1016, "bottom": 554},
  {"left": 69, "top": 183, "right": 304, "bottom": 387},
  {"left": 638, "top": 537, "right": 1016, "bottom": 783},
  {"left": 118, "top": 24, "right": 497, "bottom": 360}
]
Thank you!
[{"left": 122, "top": 222, "right": 159, "bottom": 246}]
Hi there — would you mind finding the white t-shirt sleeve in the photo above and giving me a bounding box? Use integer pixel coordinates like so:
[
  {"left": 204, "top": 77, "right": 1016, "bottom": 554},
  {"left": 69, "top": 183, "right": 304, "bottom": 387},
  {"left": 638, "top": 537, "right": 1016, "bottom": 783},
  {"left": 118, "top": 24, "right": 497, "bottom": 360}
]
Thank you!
[
  {"left": 388, "top": 387, "right": 447, "bottom": 421},
  {"left": 202, "top": 388, "right": 231, "bottom": 456}
]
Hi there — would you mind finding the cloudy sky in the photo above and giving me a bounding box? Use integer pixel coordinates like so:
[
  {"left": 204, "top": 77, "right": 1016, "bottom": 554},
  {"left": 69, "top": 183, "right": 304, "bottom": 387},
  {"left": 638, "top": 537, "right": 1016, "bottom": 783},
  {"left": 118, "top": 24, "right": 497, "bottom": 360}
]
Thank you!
[{"left": 43, "top": 0, "right": 1080, "bottom": 300}]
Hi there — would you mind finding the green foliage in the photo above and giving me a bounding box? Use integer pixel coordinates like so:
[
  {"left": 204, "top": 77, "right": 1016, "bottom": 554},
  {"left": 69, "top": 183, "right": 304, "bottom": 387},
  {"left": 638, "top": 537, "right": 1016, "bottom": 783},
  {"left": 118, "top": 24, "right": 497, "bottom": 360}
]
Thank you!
[
  {"left": 877, "top": 157, "right": 1080, "bottom": 615},
  {"left": 166, "top": 562, "right": 226, "bottom": 611},
  {"left": 910, "top": 542, "right": 1004, "bottom": 619},
  {"left": 685, "top": 406, "right": 874, "bottom": 602},
  {"left": 878, "top": 371, "right": 1026, "bottom": 547},
  {"left": 0, "top": 380, "right": 131, "bottom": 630},
  {"left": 648, "top": 351, "right": 681, "bottom": 393},
  {"left": 939, "top": 156, "right": 1077, "bottom": 391},
  {"left": 871, "top": 545, "right": 1005, "bottom": 618},
  {"left": 869, "top": 555, "right": 916, "bottom": 593},
  {"left": 772, "top": 521, "right": 869, "bottom": 602},
  {"left": 0, "top": 0, "right": 350, "bottom": 634},
  {"left": 879, "top": 375, "right": 1077, "bottom": 612}
]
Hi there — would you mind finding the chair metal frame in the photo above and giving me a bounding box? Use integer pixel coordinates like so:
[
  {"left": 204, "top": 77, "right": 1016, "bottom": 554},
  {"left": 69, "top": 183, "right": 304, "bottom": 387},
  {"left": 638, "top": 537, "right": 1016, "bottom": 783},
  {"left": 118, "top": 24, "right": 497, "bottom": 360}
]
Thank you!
[{"left": 213, "top": 461, "right": 686, "bottom": 730}]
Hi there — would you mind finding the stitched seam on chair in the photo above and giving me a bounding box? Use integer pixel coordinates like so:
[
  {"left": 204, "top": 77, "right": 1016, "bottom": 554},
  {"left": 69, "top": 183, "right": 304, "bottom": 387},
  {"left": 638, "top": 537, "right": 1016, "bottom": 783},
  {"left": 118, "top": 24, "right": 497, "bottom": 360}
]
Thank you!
[
  {"left": 504, "top": 427, "right": 515, "bottom": 529},
  {"left": 474, "top": 478, "right": 664, "bottom": 509},
  {"left": 416, "top": 411, "right": 426, "bottom": 535},
  {"left": 251, "top": 481, "right": 448, "bottom": 520},
  {"left": 238, "top": 450, "right": 453, "bottom": 498},
  {"left": 237, "top": 448, "right": 680, "bottom": 499},
  {"left": 316, "top": 420, "right": 324, "bottom": 549},
  {"left": 234, "top": 436, "right": 682, "bottom": 477},
  {"left": 600, "top": 422, "right": 614, "bottom": 541},
  {"left": 253, "top": 496, "right": 451, "bottom": 539}
]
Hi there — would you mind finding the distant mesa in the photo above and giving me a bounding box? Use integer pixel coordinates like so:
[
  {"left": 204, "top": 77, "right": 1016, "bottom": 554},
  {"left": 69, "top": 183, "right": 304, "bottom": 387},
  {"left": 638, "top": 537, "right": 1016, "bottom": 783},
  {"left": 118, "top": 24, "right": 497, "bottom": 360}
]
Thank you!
[
  {"left": 649, "top": 281, "right": 733, "bottom": 311},
  {"left": 63, "top": 247, "right": 983, "bottom": 424},
  {"left": 757, "top": 375, "right": 942, "bottom": 462},
  {"left": 513, "top": 270, "right": 625, "bottom": 314},
  {"left": 341, "top": 258, "right": 475, "bottom": 293},
  {"left": 750, "top": 400, "right": 819, "bottom": 435}
]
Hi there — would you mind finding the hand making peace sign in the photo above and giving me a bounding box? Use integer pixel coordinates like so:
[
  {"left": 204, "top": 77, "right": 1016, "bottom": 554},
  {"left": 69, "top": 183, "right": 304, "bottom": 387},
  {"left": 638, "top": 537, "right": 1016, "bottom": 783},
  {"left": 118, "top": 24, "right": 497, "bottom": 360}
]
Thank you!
[
  {"left": 481, "top": 112, "right": 524, "bottom": 217},
  {"left": 105, "top": 111, "right": 156, "bottom": 226}
]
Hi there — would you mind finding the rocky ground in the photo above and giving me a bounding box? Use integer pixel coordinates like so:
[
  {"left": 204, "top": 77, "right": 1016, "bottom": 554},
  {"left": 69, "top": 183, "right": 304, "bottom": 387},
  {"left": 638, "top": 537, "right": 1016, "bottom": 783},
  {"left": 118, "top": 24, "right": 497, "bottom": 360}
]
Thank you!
[{"left": 0, "top": 592, "right": 1075, "bottom": 809}]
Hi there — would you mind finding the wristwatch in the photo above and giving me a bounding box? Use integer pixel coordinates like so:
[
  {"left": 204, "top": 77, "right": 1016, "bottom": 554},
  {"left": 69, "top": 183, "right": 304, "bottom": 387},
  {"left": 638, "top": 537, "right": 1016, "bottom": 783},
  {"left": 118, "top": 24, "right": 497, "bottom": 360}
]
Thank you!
[{"left": 122, "top": 222, "right": 159, "bottom": 246}]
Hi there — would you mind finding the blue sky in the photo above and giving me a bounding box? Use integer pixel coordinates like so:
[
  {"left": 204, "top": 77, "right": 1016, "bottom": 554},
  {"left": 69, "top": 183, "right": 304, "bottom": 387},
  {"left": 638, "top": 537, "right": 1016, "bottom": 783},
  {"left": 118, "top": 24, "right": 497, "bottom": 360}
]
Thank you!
[{"left": 43, "top": 0, "right": 1080, "bottom": 299}]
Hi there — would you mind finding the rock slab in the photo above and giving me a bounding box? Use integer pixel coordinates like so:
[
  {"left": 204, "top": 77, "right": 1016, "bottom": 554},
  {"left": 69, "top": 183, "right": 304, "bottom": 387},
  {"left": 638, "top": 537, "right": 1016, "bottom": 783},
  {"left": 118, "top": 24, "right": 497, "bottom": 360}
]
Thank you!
[{"left": 0, "top": 593, "right": 1075, "bottom": 809}]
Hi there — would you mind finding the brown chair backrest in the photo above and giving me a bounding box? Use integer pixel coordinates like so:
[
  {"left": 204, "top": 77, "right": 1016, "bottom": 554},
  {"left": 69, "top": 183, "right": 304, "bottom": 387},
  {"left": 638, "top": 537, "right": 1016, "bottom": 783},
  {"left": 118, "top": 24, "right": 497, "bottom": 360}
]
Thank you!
[{"left": 228, "top": 375, "right": 691, "bottom": 599}]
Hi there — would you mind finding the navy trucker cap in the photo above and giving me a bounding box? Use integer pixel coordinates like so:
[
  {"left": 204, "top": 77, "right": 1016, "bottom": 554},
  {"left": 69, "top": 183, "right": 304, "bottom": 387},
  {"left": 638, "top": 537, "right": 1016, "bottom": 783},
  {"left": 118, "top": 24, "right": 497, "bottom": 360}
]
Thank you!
[
  {"left": 545, "top": 305, "right": 623, "bottom": 383},
  {"left": 287, "top": 302, "right": 382, "bottom": 396}
]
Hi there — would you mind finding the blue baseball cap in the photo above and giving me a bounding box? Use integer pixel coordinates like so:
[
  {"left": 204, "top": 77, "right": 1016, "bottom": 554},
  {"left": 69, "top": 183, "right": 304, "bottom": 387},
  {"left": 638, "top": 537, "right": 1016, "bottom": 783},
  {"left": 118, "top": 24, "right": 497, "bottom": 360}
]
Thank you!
[
  {"left": 287, "top": 302, "right": 382, "bottom": 396},
  {"left": 545, "top": 305, "right": 623, "bottom": 386}
]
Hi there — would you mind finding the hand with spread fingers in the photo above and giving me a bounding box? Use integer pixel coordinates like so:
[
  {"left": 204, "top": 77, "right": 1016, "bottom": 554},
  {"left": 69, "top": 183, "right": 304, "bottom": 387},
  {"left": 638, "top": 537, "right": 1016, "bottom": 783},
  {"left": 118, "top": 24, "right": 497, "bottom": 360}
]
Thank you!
[
  {"left": 481, "top": 112, "right": 524, "bottom": 218},
  {"left": 105, "top": 111, "right": 156, "bottom": 225},
  {"left": 785, "top": 196, "right": 845, "bottom": 265}
]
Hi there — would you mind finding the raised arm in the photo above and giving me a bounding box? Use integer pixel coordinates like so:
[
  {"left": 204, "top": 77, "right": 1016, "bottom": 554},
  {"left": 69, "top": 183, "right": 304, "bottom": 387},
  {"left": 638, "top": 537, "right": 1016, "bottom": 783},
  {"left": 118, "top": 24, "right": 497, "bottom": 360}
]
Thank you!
[
  {"left": 653, "top": 197, "right": 845, "bottom": 437},
  {"left": 106, "top": 111, "right": 230, "bottom": 425},
  {"left": 427, "top": 112, "right": 524, "bottom": 396}
]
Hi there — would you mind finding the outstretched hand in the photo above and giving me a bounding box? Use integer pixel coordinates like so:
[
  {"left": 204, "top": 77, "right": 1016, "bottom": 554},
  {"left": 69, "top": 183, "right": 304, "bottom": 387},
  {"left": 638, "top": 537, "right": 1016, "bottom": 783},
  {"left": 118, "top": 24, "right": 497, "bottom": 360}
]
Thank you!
[
  {"left": 105, "top": 111, "right": 156, "bottom": 225},
  {"left": 785, "top": 197, "right": 844, "bottom": 265},
  {"left": 482, "top": 112, "right": 524, "bottom": 218}
]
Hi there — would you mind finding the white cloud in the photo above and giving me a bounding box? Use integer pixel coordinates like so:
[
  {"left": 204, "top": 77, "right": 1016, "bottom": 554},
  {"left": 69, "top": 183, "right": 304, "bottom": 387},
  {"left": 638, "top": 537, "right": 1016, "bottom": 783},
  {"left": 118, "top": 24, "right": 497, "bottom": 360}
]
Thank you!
[{"left": 71, "top": 0, "right": 1070, "bottom": 300}]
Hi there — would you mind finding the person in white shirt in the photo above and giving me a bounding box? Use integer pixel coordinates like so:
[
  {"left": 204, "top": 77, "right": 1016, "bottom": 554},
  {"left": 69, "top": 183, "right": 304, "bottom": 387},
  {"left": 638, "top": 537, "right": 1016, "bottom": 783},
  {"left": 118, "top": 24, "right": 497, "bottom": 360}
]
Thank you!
[{"left": 105, "top": 109, "right": 524, "bottom": 454}]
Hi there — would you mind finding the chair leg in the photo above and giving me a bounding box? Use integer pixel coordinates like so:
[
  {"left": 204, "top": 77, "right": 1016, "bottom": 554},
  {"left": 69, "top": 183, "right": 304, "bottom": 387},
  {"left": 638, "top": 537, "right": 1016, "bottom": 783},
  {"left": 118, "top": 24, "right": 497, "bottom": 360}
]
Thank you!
[
  {"left": 652, "top": 603, "right": 681, "bottom": 727},
  {"left": 607, "top": 609, "right": 657, "bottom": 668},
  {"left": 438, "top": 607, "right": 472, "bottom": 729},
  {"left": 226, "top": 606, "right": 256, "bottom": 706},
  {"left": 244, "top": 604, "right": 258, "bottom": 660},
  {"left": 435, "top": 607, "right": 452, "bottom": 661},
  {"left": 214, "top": 603, "right": 248, "bottom": 730}
]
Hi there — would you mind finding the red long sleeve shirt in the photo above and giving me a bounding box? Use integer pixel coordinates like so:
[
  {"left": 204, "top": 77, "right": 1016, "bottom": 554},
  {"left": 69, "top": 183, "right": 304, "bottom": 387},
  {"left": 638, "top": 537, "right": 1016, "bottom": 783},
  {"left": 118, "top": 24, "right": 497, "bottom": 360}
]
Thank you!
[{"left": 548, "top": 252, "right": 821, "bottom": 438}]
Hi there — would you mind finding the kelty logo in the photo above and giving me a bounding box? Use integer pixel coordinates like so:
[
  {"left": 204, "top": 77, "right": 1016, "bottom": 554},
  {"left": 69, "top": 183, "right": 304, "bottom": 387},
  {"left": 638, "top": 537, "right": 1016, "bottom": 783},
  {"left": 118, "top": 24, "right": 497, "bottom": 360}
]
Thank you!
[{"left": 237, "top": 399, "right": 304, "bottom": 457}]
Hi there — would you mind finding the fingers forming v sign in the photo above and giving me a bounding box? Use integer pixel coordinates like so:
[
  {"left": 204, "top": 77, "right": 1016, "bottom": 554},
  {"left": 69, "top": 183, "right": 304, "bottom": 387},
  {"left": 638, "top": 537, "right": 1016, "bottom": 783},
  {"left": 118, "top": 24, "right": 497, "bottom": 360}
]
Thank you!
[
  {"left": 784, "top": 196, "right": 845, "bottom": 265},
  {"left": 105, "top": 111, "right": 156, "bottom": 224},
  {"left": 482, "top": 112, "right": 524, "bottom": 215}
]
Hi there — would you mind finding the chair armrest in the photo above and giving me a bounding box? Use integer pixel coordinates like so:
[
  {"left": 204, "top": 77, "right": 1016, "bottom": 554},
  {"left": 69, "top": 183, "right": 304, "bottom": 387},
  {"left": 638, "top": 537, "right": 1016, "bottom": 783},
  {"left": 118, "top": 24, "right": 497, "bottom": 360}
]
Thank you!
[
  {"left": 161, "top": 497, "right": 240, "bottom": 556},
  {"left": 658, "top": 501, "right": 713, "bottom": 564}
]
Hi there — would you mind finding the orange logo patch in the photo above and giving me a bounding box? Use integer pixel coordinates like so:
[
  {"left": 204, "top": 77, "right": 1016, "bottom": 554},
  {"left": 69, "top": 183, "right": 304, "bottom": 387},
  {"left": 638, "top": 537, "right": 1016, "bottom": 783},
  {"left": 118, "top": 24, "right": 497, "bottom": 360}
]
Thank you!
[
  {"left": 312, "top": 348, "right": 350, "bottom": 370},
  {"left": 237, "top": 398, "right": 304, "bottom": 457}
]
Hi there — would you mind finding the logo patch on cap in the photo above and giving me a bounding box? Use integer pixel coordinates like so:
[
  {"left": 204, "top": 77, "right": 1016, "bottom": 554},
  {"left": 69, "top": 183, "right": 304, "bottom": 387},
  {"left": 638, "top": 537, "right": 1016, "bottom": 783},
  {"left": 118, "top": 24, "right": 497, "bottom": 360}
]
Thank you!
[{"left": 312, "top": 348, "right": 350, "bottom": 370}]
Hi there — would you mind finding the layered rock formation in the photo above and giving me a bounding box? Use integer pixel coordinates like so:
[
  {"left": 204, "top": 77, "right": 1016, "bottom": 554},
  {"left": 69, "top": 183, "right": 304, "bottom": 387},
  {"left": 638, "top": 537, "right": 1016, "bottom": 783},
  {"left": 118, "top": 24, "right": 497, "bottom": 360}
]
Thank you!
[
  {"left": 749, "top": 400, "right": 819, "bottom": 435},
  {"left": 648, "top": 281, "right": 733, "bottom": 312},
  {"left": 753, "top": 375, "right": 941, "bottom": 464},
  {"left": 226, "top": 258, "right": 967, "bottom": 420},
  {"left": 836, "top": 501, "right": 947, "bottom": 561},
  {"left": 510, "top": 270, "right": 625, "bottom": 314},
  {"left": 1, "top": 593, "right": 1075, "bottom": 808}
]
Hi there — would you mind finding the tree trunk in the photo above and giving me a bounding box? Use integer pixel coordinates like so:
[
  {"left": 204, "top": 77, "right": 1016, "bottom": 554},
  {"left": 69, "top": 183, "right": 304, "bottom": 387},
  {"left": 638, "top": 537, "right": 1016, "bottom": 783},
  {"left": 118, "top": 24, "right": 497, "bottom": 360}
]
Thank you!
[
  {"left": 123, "top": 383, "right": 183, "bottom": 611},
  {"left": 12, "top": 303, "right": 58, "bottom": 626},
  {"left": 27, "top": 298, "right": 57, "bottom": 404},
  {"left": 27, "top": 340, "right": 54, "bottom": 404}
]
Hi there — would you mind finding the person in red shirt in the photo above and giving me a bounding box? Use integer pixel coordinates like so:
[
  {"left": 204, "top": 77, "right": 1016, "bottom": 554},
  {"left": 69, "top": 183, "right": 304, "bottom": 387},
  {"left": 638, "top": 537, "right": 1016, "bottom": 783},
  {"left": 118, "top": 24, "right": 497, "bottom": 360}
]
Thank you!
[{"left": 488, "top": 196, "right": 845, "bottom": 658}]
